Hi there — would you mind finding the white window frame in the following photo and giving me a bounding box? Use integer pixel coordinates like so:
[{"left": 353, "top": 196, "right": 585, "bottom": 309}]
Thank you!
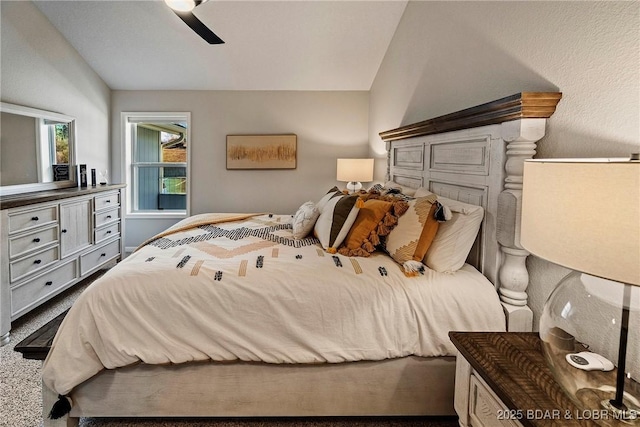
[{"left": 121, "top": 112, "right": 191, "bottom": 219}]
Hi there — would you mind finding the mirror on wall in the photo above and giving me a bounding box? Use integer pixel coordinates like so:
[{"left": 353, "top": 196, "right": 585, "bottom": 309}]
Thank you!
[{"left": 0, "top": 102, "right": 77, "bottom": 196}]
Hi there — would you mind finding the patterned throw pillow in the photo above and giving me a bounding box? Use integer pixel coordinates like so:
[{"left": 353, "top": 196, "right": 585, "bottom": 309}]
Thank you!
[
  {"left": 384, "top": 194, "right": 440, "bottom": 276},
  {"left": 314, "top": 189, "right": 362, "bottom": 253},
  {"left": 367, "top": 183, "right": 385, "bottom": 193},
  {"left": 291, "top": 201, "right": 320, "bottom": 239},
  {"left": 383, "top": 180, "right": 417, "bottom": 196}
]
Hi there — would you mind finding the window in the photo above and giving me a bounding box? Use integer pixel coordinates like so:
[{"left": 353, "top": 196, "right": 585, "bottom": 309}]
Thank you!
[
  {"left": 37, "top": 119, "right": 72, "bottom": 183},
  {"left": 47, "top": 121, "right": 70, "bottom": 164},
  {"left": 123, "top": 113, "right": 190, "bottom": 217}
]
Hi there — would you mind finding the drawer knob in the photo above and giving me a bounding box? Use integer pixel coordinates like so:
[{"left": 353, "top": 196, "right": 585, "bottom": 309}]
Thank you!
[
  {"left": 33, "top": 238, "right": 41, "bottom": 243},
  {"left": 45, "top": 281, "right": 53, "bottom": 286},
  {"left": 61, "top": 229, "right": 67, "bottom": 233},
  {"left": 31, "top": 216, "right": 39, "bottom": 221},
  {"left": 106, "top": 215, "right": 112, "bottom": 219},
  {"left": 106, "top": 230, "right": 112, "bottom": 234},
  {"left": 100, "top": 253, "right": 106, "bottom": 257},
  {"left": 33, "top": 259, "right": 42, "bottom": 264},
  {"left": 106, "top": 200, "right": 111, "bottom": 203}
]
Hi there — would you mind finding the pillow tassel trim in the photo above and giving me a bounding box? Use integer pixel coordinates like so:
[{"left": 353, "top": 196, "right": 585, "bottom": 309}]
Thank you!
[
  {"left": 435, "top": 201, "right": 452, "bottom": 222},
  {"left": 363, "top": 238, "right": 377, "bottom": 252},
  {"left": 49, "top": 394, "right": 72, "bottom": 419},
  {"left": 402, "top": 260, "right": 426, "bottom": 277}
]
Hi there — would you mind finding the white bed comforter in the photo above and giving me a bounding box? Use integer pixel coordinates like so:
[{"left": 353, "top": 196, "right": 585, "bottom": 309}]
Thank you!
[{"left": 43, "top": 213, "right": 505, "bottom": 396}]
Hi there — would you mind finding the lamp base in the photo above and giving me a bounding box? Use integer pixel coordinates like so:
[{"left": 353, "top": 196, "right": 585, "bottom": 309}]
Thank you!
[
  {"left": 540, "top": 271, "right": 640, "bottom": 426},
  {"left": 346, "top": 181, "right": 363, "bottom": 193},
  {"left": 602, "top": 397, "right": 639, "bottom": 423},
  {"left": 572, "top": 387, "right": 640, "bottom": 425}
]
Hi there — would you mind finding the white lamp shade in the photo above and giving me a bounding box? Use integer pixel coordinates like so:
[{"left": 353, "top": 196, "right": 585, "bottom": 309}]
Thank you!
[
  {"left": 336, "top": 158, "right": 374, "bottom": 183},
  {"left": 521, "top": 158, "right": 639, "bottom": 286}
]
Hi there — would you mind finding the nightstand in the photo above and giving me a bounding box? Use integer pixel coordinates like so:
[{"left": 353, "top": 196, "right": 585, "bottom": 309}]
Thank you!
[{"left": 449, "top": 332, "right": 599, "bottom": 427}]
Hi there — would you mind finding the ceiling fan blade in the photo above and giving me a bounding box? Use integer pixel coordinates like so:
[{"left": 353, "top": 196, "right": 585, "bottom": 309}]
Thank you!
[{"left": 174, "top": 10, "right": 224, "bottom": 44}]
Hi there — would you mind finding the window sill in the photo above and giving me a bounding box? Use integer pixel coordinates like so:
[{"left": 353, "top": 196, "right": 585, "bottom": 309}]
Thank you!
[{"left": 126, "top": 211, "right": 187, "bottom": 220}]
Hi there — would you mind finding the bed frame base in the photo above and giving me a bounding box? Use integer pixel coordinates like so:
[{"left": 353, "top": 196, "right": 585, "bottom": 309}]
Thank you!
[{"left": 43, "top": 356, "right": 456, "bottom": 426}]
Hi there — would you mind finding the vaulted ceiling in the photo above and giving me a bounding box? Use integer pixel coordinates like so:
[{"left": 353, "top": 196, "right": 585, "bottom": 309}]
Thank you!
[{"left": 33, "top": 0, "right": 408, "bottom": 91}]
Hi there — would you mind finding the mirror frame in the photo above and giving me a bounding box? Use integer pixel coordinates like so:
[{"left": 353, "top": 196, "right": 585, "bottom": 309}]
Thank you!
[{"left": 1, "top": 102, "right": 78, "bottom": 196}]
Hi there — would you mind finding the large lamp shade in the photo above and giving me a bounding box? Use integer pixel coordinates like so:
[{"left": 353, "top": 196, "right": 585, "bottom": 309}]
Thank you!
[{"left": 521, "top": 158, "right": 639, "bottom": 286}]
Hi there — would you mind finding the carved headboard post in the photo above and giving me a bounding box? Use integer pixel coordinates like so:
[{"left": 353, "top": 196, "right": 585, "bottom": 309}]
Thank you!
[{"left": 497, "top": 119, "right": 548, "bottom": 331}]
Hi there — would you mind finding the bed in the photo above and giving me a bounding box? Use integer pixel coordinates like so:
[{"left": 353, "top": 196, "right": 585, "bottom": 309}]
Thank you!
[{"left": 41, "top": 92, "right": 561, "bottom": 426}]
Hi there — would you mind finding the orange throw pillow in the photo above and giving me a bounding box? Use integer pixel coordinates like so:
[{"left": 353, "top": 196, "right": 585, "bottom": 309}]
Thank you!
[{"left": 339, "top": 199, "right": 393, "bottom": 256}]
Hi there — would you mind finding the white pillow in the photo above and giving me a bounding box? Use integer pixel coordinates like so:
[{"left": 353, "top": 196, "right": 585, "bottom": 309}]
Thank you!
[
  {"left": 291, "top": 201, "right": 320, "bottom": 239},
  {"left": 314, "top": 191, "right": 361, "bottom": 253},
  {"left": 414, "top": 188, "right": 484, "bottom": 272}
]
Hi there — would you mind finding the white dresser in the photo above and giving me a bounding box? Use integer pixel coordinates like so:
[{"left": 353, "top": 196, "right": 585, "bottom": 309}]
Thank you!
[{"left": 0, "top": 185, "right": 125, "bottom": 345}]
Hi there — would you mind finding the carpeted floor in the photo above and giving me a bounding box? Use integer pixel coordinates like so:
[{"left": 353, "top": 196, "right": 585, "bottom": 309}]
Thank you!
[{"left": 0, "top": 270, "right": 459, "bottom": 427}]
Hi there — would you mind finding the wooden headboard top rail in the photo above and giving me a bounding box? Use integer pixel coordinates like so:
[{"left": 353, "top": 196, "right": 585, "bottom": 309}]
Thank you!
[
  {"left": 379, "top": 92, "right": 562, "bottom": 142},
  {"left": 381, "top": 92, "right": 562, "bottom": 332}
]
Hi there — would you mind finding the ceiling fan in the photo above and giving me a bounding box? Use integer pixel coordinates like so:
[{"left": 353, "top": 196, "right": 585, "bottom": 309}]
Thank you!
[{"left": 164, "top": 0, "right": 224, "bottom": 45}]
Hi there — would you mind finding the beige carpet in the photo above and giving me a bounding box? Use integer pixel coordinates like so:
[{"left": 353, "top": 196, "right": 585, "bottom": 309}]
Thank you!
[{"left": 0, "top": 270, "right": 458, "bottom": 427}]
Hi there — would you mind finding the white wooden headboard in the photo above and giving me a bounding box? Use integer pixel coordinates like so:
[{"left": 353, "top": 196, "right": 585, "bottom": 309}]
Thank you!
[{"left": 380, "top": 92, "right": 562, "bottom": 332}]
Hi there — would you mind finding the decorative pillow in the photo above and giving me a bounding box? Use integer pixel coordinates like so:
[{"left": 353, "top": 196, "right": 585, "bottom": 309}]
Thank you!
[
  {"left": 414, "top": 188, "right": 484, "bottom": 272},
  {"left": 291, "top": 201, "right": 320, "bottom": 239},
  {"left": 384, "top": 193, "right": 440, "bottom": 276},
  {"left": 338, "top": 199, "right": 393, "bottom": 256},
  {"left": 368, "top": 182, "right": 417, "bottom": 198},
  {"left": 338, "top": 191, "right": 410, "bottom": 257},
  {"left": 384, "top": 180, "right": 417, "bottom": 196},
  {"left": 367, "top": 183, "right": 385, "bottom": 193},
  {"left": 313, "top": 191, "right": 362, "bottom": 253}
]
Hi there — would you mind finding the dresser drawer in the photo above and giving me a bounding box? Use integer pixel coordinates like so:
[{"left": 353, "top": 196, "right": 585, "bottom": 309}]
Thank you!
[
  {"left": 469, "top": 374, "right": 521, "bottom": 427},
  {"left": 94, "top": 207, "right": 120, "bottom": 228},
  {"left": 11, "top": 260, "right": 77, "bottom": 318},
  {"left": 9, "top": 246, "right": 59, "bottom": 283},
  {"left": 95, "top": 222, "right": 120, "bottom": 244},
  {"left": 94, "top": 192, "right": 120, "bottom": 212},
  {"left": 8, "top": 205, "right": 57, "bottom": 235},
  {"left": 80, "top": 239, "right": 120, "bottom": 276},
  {"left": 8, "top": 225, "right": 58, "bottom": 259}
]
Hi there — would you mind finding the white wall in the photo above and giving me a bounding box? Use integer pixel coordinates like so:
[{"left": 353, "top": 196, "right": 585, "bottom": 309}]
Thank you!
[
  {"left": 111, "top": 90, "right": 369, "bottom": 247},
  {"left": 369, "top": 1, "right": 640, "bottom": 328},
  {"left": 0, "top": 1, "right": 111, "bottom": 174}
]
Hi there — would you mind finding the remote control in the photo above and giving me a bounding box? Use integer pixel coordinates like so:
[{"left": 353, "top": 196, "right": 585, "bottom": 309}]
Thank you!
[{"left": 566, "top": 351, "right": 614, "bottom": 371}]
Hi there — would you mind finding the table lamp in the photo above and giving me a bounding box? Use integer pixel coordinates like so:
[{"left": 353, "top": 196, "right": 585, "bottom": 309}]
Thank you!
[
  {"left": 336, "top": 158, "right": 374, "bottom": 193},
  {"left": 521, "top": 156, "right": 639, "bottom": 426}
]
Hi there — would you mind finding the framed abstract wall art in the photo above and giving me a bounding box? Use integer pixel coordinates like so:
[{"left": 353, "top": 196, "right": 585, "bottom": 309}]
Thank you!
[{"left": 226, "top": 134, "right": 297, "bottom": 170}]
